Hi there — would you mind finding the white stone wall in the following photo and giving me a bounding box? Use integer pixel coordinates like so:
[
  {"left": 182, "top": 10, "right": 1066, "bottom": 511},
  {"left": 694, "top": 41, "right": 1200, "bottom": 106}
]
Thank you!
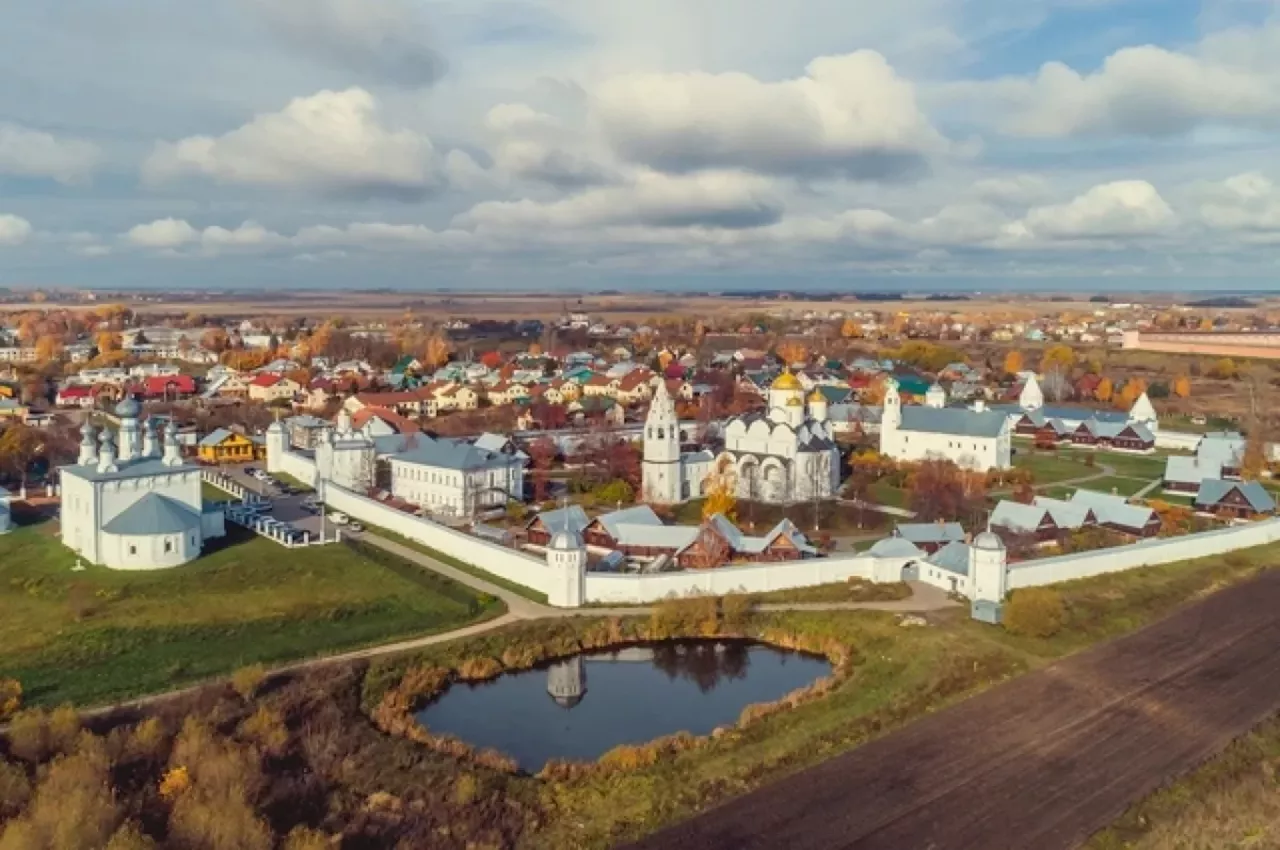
[
  {"left": 583, "top": 555, "right": 911, "bottom": 605},
  {"left": 1154, "top": 430, "right": 1202, "bottom": 452},
  {"left": 278, "top": 451, "right": 319, "bottom": 488},
  {"left": 322, "top": 484, "right": 556, "bottom": 596},
  {"left": 99, "top": 528, "right": 200, "bottom": 570},
  {"left": 1009, "top": 517, "right": 1280, "bottom": 590}
]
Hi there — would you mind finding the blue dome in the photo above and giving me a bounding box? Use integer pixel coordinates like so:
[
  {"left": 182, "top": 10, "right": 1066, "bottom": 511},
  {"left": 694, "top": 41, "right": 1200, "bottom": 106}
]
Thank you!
[{"left": 114, "top": 396, "right": 141, "bottom": 418}]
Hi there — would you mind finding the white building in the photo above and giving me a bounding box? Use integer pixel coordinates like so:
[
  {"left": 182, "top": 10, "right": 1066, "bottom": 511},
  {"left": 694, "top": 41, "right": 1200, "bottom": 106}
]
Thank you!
[
  {"left": 0, "top": 486, "right": 10, "bottom": 534},
  {"left": 643, "top": 372, "right": 840, "bottom": 505},
  {"left": 387, "top": 434, "right": 526, "bottom": 518},
  {"left": 879, "top": 378, "right": 1012, "bottom": 471},
  {"left": 58, "top": 399, "right": 225, "bottom": 570}
]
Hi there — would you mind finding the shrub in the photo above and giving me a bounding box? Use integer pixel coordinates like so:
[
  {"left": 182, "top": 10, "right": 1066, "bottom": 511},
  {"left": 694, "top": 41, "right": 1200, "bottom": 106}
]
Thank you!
[
  {"left": 1223, "top": 552, "right": 1251, "bottom": 568},
  {"left": 159, "top": 766, "right": 191, "bottom": 801},
  {"left": 47, "top": 704, "right": 82, "bottom": 756},
  {"left": 453, "top": 773, "right": 480, "bottom": 806},
  {"left": 0, "top": 680, "right": 20, "bottom": 722},
  {"left": 230, "top": 664, "right": 266, "bottom": 700},
  {"left": 721, "top": 594, "right": 751, "bottom": 631},
  {"left": 1004, "top": 588, "right": 1068, "bottom": 638},
  {"left": 126, "top": 718, "right": 170, "bottom": 762},
  {"left": 456, "top": 657, "right": 503, "bottom": 682},
  {"left": 5, "top": 709, "right": 49, "bottom": 764},
  {"left": 283, "top": 827, "right": 330, "bottom": 850},
  {"left": 106, "top": 821, "right": 158, "bottom": 850},
  {"left": 239, "top": 707, "right": 289, "bottom": 758},
  {"left": 0, "top": 759, "right": 31, "bottom": 819}
]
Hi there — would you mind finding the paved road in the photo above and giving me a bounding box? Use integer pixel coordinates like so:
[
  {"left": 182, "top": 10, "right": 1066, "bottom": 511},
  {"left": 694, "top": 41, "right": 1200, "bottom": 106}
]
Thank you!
[{"left": 624, "top": 569, "right": 1280, "bottom": 850}]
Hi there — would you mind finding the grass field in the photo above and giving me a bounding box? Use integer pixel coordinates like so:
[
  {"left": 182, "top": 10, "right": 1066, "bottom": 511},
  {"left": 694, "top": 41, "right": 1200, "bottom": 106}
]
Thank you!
[
  {"left": 1013, "top": 452, "right": 1096, "bottom": 484},
  {"left": 1086, "top": 713, "right": 1280, "bottom": 849},
  {"left": 1073, "top": 475, "right": 1151, "bottom": 497},
  {"left": 200, "top": 481, "right": 236, "bottom": 502},
  {"left": 0, "top": 523, "right": 502, "bottom": 707},
  {"left": 868, "top": 479, "right": 910, "bottom": 508}
]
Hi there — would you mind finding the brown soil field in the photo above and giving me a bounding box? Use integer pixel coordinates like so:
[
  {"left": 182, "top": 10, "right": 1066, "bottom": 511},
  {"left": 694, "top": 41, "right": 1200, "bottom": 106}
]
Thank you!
[{"left": 623, "top": 569, "right": 1280, "bottom": 850}]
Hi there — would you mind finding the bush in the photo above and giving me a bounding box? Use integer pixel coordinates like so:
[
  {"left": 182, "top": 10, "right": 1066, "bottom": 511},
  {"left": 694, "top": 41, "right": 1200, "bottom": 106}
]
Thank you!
[
  {"left": 230, "top": 664, "right": 266, "bottom": 700},
  {"left": 106, "top": 822, "right": 158, "bottom": 850},
  {"left": 1223, "top": 552, "right": 1251, "bottom": 568},
  {"left": 0, "top": 759, "right": 31, "bottom": 819},
  {"left": 0, "top": 680, "right": 20, "bottom": 721},
  {"left": 1004, "top": 588, "right": 1068, "bottom": 638},
  {"left": 5, "top": 709, "right": 49, "bottom": 764},
  {"left": 239, "top": 707, "right": 289, "bottom": 758}
]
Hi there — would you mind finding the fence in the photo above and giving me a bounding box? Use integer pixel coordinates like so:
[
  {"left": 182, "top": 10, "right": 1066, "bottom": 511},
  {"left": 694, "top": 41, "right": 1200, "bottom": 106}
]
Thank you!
[
  {"left": 201, "top": 469, "right": 266, "bottom": 505},
  {"left": 277, "top": 451, "right": 319, "bottom": 489},
  {"left": 1009, "top": 516, "right": 1280, "bottom": 589}
]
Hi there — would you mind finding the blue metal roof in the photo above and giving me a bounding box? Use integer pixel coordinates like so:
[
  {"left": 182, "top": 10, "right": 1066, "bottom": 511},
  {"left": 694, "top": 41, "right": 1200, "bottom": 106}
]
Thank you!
[
  {"left": 102, "top": 493, "right": 200, "bottom": 535},
  {"left": 900, "top": 406, "right": 1008, "bottom": 438}
]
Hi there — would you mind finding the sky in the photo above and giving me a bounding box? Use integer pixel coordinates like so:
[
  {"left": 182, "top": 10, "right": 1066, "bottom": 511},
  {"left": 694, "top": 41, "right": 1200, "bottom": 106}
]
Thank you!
[{"left": 3, "top": 0, "right": 1280, "bottom": 292}]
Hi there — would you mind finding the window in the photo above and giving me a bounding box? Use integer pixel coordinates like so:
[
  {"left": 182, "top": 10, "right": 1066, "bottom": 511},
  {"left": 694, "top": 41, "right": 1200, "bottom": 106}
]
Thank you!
[
  {"left": 164, "top": 540, "right": 172, "bottom": 553},
  {"left": 129, "top": 545, "right": 137, "bottom": 556}
]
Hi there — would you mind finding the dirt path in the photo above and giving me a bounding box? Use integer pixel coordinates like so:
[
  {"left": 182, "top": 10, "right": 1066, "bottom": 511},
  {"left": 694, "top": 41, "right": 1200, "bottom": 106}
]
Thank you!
[{"left": 623, "top": 569, "right": 1280, "bottom": 850}]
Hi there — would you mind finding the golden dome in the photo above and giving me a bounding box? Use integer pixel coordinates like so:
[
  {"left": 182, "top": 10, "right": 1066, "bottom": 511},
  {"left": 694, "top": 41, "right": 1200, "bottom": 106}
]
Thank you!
[
  {"left": 771, "top": 370, "right": 803, "bottom": 391},
  {"left": 807, "top": 388, "right": 826, "bottom": 403},
  {"left": 786, "top": 396, "right": 804, "bottom": 407}
]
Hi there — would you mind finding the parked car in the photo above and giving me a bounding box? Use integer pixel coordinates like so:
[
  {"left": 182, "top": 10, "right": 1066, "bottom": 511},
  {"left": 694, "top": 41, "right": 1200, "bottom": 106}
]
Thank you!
[
  {"left": 329, "top": 512, "right": 350, "bottom": 526},
  {"left": 348, "top": 522, "right": 364, "bottom": 533}
]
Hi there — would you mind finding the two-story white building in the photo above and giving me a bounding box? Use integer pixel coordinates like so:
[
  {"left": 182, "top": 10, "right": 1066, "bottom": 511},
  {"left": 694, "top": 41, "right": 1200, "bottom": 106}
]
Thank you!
[{"left": 878, "top": 379, "right": 1012, "bottom": 471}]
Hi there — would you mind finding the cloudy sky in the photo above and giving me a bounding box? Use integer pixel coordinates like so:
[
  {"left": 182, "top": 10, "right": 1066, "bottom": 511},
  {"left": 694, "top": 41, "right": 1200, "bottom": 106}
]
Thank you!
[{"left": 4, "top": 0, "right": 1280, "bottom": 291}]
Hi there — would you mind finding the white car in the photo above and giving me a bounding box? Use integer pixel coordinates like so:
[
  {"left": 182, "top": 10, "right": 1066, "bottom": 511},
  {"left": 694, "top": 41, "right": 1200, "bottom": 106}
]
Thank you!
[{"left": 329, "top": 511, "right": 350, "bottom": 526}]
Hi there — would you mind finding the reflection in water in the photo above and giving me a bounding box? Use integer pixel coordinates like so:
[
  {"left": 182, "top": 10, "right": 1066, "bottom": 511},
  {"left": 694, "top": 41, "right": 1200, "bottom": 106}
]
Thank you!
[{"left": 419, "top": 640, "right": 829, "bottom": 771}]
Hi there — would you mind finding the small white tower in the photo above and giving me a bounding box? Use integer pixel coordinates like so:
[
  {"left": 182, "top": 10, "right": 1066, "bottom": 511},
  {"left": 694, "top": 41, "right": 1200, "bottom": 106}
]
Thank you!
[
  {"left": 265, "top": 416, "right": 288, "bottom": 475},
  {"left": 881, "top": 378, "right": 902, "bottom": 432},
  {"left": 642, "top": 379, "right": 682, "bottom": 504},
  {"left": 768, "top": 369, "right": 805, "bottom": 424},
  {"left": 807, "top": 388, "right": 829, "bottom": 423},
  {"left": 546, "top": 657, "right": 586, "bottom": 709},
  {"left": 77, "top": 423, "right": 98, "bottom": 467},
  {"left": 114, "top": 397, "right": 141, "bottom": 462},
  {"left": 97, "top": 429, "right": 119, "bottom": 474},
  {"left": 161, "top": 422, "right": 183, "bottom": 467},
  {"left": 968, "top": 528, "right": 1008, "bottom": 624},
  {"left": 141, "top": 418, "right": 159, "bottom": 459},
  {"left": 1129, "top": 391, "right": 1157, "bottom": 426},
  {"left": 925, "top": 383, "right": 947, "bottom": 409},
  {"left": 336, "top": 408, "right": 354, "bottom": 436},
  {"left": 1019, "top": 374, "right": 1044, "bottom": 411},
  {"left": 545, "top": 519, "right": 587, "bottom": 608}
]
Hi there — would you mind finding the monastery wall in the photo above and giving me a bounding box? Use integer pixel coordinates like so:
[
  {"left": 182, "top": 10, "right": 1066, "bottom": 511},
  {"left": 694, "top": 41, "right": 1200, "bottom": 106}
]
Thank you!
[
  {"left": 1009, "top": 517, "right": 1280, "bottom": 590},
  {"left": 322, "top": 484, "right": 555, "bottom": 596}
]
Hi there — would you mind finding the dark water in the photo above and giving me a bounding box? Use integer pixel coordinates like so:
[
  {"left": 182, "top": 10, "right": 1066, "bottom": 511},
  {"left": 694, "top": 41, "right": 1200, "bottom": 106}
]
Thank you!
[{"left": 416, "top": 640, "right": 831, "bottom": 771}]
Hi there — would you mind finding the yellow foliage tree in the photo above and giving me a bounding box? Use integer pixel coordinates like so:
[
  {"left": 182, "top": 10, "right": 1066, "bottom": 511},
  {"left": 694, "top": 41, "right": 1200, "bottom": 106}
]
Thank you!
[
  {"left": 776, "top": 340, "right": 808, "bottom": 367},
  {"left": 95, "top": 331, "right": 121, "bottom": 353},
  {"left": 1041, "top": 344, "right": 1076, "bottom": 373},
  {"left": 861, "top": 375, "right": 888, "bottom": 405},
  {"left": 1002, "top": 350, "right": 1024, "bottom": 376},
  {"left": 1172, "top": 375, "right": 1191, "bottom": 398},
  {"left": 1094, "top": 377, "right": 1113, "bottom": 402},
  {"left": 424, "top": 334, "right": 452, "bottom": 369},
  {"left": 158, "top": 766, "right": 191, "bottom": 800},
  {"left": 840, "top": 318, "right": 862, "bottom": 339},
  {"left": 34, "top": 335, "right": 63, "bottom": 363},
  {"left": 657, "top": 350, "right": 674, "bottom": 371},
  {"left": 702, "top": 460, "right": 738, "bottom": 521},
  {"left": 1209, "top": 357, "right": 1238, "bottom": 379},
  {"left": 0, "top": 678, "right": 20, "bottom": 720},
  {"left": 528, "top": 342, "right": 543, "bottom": 356}
]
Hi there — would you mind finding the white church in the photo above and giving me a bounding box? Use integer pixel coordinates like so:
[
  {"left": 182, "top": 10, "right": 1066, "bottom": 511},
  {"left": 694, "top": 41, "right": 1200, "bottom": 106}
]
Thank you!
[
  {"left": 59, "top": 398, "right": 225, "bottom": 570},
  {"left": 878, "top": 379, "right": 1013, "bottom": 471},
  {"left": 643, "top": 371, "right": 840, "bottom": 505}
]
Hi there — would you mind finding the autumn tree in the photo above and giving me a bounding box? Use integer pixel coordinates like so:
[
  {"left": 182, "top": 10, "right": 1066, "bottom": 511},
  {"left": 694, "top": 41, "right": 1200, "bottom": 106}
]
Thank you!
[
  {"left": 527, "top": 437, "right": 557, "bottom": 503},
  {"left": 95, "top": 331, "right": 122, "bottom": 354},
  {"left": 423, "top": 334, "right": 452, "bottom": 369},
  {"left": 1002, "top": 350, "right": 1024, "bottom": 376},
  {"left": 861, "top": 375, "right": 888, "bottom": 405},
  {"left": 1094, "top": 377, "right": 1113, "bottom": 402},
  {"left": 1117, "top": 378, "right": 1147, "bottom": 410},
  {"left": 907, "top": 459, "right": 976, "bottom": 522},
  {"left": 1040, "top": 344, "right": 1076, "bottom": 374},
  {"left": 775, "top": 340, "right": 808, "bottom": 368},
  {"left": 1242, "top": 428, "right": 1268, "bottom": 481},
  {"left": 702, "top": 459, "right": 738, "bottom": 521},
  {"left": 0, "top": 423, "right": 42, "bottom": 489},
  {"left": 840, "top": 318, "right": 862, "bottom": 339},
  {"left": 1172, "top": 375, "right": 1191, "bottom": 398},
  {"left": 1209, "top": 357, "right": 1239, "bottom": 379},
  {"left": 0, "top": 679, "right": 19, "bottom": 721},
  {"left": 34, "top": 335, "right": 63, "bottom": 363}
]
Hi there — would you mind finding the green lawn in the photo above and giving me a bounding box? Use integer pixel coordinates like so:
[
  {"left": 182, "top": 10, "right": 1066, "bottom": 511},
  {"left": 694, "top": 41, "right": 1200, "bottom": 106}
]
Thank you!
[
  {"left": 868, "top": 479, "right": 910, "bottom": 508},
  {"left": 1013, "top": 452, "right": 1095, "bottom": 484},
  {"left": 273, "top": 470, "right": 315, "bottom": 492},
  {"left": 1086, "top": 451, "right": 1168, "bottom": 479},
  {"left": 201, "top": 481, "right": 237, "bottom": 502},
  {"left": 1073, "top": 475, "right": 1152, "bottom": 497},
  {"left": 0, "top": 524, "right": 502, "bottom": 707}
]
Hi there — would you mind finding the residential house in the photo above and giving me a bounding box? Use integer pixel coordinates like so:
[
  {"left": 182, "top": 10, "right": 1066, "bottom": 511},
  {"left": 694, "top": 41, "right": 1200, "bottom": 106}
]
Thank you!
[
  {"left": 1194, "top": 480, "right": 1276, "bottom": 519},
  {"left": 892, "top": 522, "right": 966, "bottom": 554},
  {"left": 248, "top": 374, "right": 300, "bottom": 403},
  {"left": 197, "top": 428, "right": 261, "bottom": 464}
]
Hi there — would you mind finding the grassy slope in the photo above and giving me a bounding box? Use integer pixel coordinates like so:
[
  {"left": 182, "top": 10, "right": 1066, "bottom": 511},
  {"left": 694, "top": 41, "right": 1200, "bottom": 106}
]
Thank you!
[
  {"left": 0, "top": 524, "right": 501, "bottom": 707},
  {"left": 1086, "top": 714, "right": 1280, "bottom": 849}
]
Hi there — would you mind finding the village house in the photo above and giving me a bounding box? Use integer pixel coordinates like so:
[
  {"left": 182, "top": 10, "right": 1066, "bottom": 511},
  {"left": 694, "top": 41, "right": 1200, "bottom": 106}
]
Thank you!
[
  {"left": 1193, "top": 480, "right": 1276, "bottom": 519},
  {"left": 248, "top": 374, "right": 300, "bottom": 403},
  {"left": 197, "top": 428, "right": 263, "bottom": 464}
]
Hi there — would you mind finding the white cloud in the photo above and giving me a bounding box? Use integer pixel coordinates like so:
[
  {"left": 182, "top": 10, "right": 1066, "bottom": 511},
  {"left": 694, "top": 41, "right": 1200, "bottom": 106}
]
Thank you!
[
  {"left": 0, "top": 214, "right": 33, "bottom": 246},
  {"left": 972, "top": 174, "right": 1052, "bottom": 206},
  {"left": 1189, "top": 172, "right": 1280, "bottom": 239},
  {"left": 483, "top": 103, "right": 614, "bottom": 188},
  {"left": 458, "top": 170, "right": 783, "bottom": 232},
  {"left": 0, "top": 123, "right": 100, "bottom": 184},
  {"left": 1022, "top": 180, "right": 1175, "bottom": 239},
  {"left": 243, "top": 0, "right": 444, "bottom": 87},
  {"left": 950, "top": 25, "right": 1280, "bottom": 138},
  {"left": 143, "top": 88, "right": 442, "bottom": 197},
  {"left": 593, "top": 50, "right": 948, "bottom": 179},
  {"left": 125, "top": 218, "right": 199, "bottom": 249}
]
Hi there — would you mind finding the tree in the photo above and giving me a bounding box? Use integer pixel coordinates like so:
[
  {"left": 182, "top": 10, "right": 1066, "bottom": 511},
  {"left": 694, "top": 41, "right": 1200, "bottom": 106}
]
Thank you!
[
  {"left": 0, "top": 679, "right": 19, "bottom": 721},
  {"left": 702, "top": 459, "right": 738, "bottom": 521},
  {"left": 1117, "top": 378, "right": 1146, "bottom": 410},
  {"left": 1209, "top": 357, "right": 1239, "bottom": 379},
  {"left": 0, "top": 423, "right": 42, "bottom": 489},
  {"left": 423, "top": 334, "right": 452, "bottom": 369},
  {"left": 95, "top": 331, "right": 121, "bottom": 354},
  {"left": 1094, "top": 377, "right": 1113, "bottom": 402},
  {"left": 527, "top": 437, "right": 557, "bottom": 503},
  {"left": 907, "top": 459, "right": 972, "bottom": 522},
  {"left": 1002, "top": 350, "right": 1024, "bottom": 376},
  {"left": 1041, "top": 344, "right": 1075, "bottom": 374},
  {"left": 775, "top": 340, "right": 808, "bottom": 368},
  {"left": 1242, "top": 428, "right": 1268, "bottom": 481},
  {"left": 593, "top": 479, "right": 634, "bottom": 507},
  {"left": 1173, "top": 375, "right": 1191, "bottom": 398},
  {"left": 861, "top": 375, "right": 888, "bottom": 405},
  {"left": 34, "top": 335, "right": 63, "bottom": 363},
  {"left": 1041, "top": 369, "right": 1071, "bottom": 402},
  {"left": 840, "top": 318, "right": 862, "bottom": 339}
]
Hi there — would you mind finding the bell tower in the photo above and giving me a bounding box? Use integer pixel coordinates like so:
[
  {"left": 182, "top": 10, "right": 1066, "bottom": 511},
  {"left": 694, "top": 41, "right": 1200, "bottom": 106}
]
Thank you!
[{"left": 642, "top": 379, "right": 682, "bottom": 504}]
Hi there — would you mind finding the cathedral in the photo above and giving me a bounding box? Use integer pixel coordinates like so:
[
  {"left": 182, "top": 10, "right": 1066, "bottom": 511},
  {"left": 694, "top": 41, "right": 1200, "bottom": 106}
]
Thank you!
[
  {"left": 59, "top": 398, "right": 225, "bottom": 570},
  {"left": 642, "top": 371, "right": 840, "bottom": 505}
]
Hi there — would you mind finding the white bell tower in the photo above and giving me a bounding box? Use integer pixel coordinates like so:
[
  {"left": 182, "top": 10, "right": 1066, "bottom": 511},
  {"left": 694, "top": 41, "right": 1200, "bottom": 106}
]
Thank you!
[
  {"left": 266, "top": 414, "right": 288, "bottom": 475},
  {"left": 968, "top": 528, "right": 1008, "bottom": 624},
  {"left": 642, "top": 379, "right": 682, "bottom": 504},
  {"left": 545, "top": 511, "right": 587, "bottom": 608}
]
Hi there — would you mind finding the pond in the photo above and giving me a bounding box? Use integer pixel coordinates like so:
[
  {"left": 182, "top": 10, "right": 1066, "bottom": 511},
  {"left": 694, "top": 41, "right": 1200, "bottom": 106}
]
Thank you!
[{"left": 416, "top": 640, "right": 832, "bottom": 771}]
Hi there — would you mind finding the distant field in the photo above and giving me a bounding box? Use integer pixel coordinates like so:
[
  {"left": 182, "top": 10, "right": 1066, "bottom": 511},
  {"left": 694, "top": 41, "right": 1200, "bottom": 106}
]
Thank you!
[{"left": 0, "top": 524, "right": 500, "bottom": 707}]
